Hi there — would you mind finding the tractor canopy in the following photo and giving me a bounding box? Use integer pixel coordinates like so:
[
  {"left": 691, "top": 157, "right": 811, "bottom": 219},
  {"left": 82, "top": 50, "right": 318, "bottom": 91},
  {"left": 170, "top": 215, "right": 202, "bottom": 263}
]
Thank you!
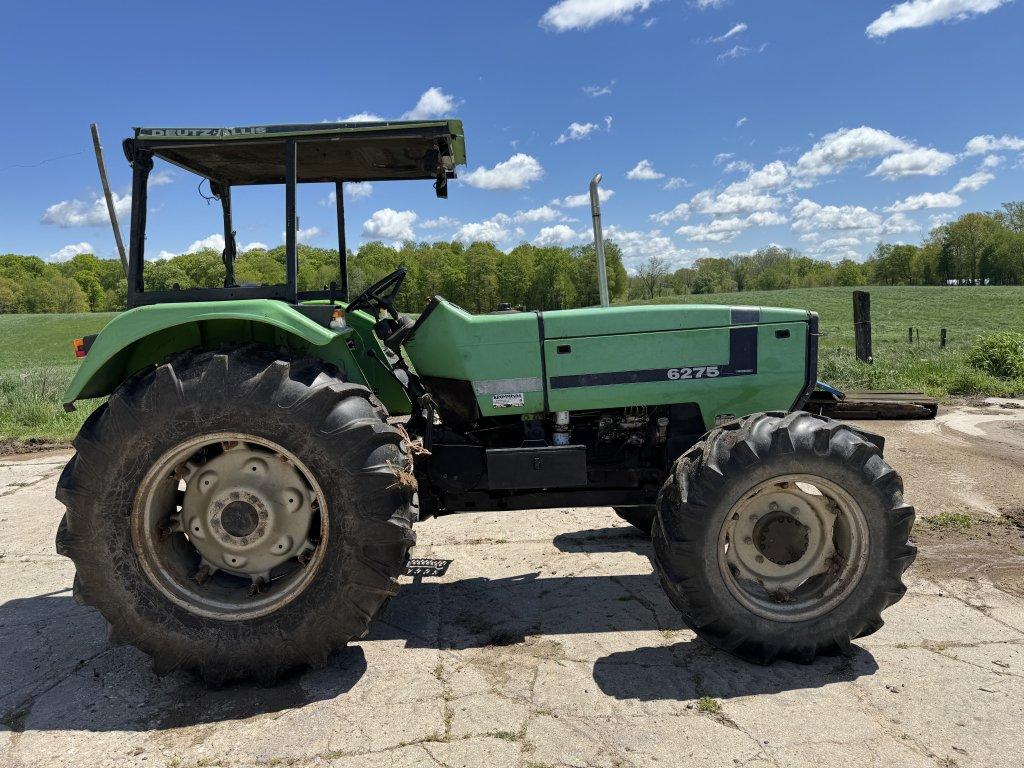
[
  {"left": 122, "top": 120, "right": 466, "bottom": 308},
  {"left": 130, "top": 120, "right": 467, "bottom": 185}
]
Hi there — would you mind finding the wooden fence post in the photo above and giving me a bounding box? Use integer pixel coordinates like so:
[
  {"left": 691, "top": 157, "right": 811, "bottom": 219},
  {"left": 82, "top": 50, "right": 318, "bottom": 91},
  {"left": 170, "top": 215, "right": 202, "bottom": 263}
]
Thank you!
[
  {"left": 940, "top": 328, "right": 947, "bottom": 348},
  {"left": 853, "top": 290, "right": 872, "bottom": 364}
]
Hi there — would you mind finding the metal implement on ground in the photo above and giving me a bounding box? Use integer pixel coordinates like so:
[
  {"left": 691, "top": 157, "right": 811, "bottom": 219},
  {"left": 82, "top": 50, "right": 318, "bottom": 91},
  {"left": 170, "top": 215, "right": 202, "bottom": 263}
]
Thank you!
[{"left": 54, "top": 119, "right": 917, "bottom": 684}]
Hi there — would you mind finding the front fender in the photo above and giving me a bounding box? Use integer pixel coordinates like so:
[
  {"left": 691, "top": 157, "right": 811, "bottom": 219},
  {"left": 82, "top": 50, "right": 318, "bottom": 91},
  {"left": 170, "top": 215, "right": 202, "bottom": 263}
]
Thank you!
[{"left": 63, "top": 300, "right": 382, "bottom": 409}]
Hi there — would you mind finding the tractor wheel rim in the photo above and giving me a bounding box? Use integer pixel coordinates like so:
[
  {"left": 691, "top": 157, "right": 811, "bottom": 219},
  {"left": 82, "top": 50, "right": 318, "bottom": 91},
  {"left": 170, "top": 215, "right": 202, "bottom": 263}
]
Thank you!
[
  {"left": 717, "top": 473, "right": 869, "bottom": 622},
  {"left": 132, "top": 432, "right": 328, "bottom": 621}
]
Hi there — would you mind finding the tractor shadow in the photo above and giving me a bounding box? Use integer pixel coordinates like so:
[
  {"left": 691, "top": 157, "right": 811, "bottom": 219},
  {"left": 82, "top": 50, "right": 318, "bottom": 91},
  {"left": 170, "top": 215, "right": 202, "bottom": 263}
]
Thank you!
[
  {"left": 0, "top": 588, "right": 365, "bottom": 734},
  {"left": 1, "top": 525, "right": 878, "bottom": 733}
]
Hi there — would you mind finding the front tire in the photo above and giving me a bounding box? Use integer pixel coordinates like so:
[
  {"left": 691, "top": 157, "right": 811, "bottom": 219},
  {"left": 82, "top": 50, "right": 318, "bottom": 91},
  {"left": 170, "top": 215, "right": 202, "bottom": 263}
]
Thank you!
[
  {"left": 55, "top": 347, "right": 415, "bottom": 684},
  {"left": 652, "top": 412, "right": 916, "bottom": 664}
]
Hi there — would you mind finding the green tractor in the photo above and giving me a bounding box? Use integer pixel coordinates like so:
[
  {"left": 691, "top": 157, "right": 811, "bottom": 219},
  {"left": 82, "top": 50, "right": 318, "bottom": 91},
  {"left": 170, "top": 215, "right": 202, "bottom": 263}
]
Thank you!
[{"left": 56, "top": 120, "right": 916, "bottom": 683}]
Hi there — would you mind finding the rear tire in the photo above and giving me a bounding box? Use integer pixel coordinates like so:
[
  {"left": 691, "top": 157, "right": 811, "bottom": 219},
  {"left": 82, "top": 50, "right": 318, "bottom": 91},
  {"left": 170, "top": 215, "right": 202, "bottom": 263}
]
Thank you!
[
  {"left": 652, "top": 411, "right": 915, "bottom": 664},
  {"left": 614, "top": 506, "right": 656, "bottom": 535},
  {"left": 56, "top": 346, "right": 416, "bottom": 684}
]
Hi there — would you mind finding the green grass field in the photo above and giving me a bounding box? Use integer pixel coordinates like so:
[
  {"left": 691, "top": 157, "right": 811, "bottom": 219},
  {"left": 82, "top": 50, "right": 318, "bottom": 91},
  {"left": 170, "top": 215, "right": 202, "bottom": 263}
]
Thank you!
[{"left": 1, "top": 286, "right": 1022, "bottom": 447}]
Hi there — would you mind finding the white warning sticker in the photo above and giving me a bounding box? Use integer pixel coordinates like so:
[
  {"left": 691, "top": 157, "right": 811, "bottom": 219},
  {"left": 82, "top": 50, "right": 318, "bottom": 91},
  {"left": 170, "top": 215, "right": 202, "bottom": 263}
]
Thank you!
[{"left": 491, "top": 393, "right": 525, "bottom": 408}]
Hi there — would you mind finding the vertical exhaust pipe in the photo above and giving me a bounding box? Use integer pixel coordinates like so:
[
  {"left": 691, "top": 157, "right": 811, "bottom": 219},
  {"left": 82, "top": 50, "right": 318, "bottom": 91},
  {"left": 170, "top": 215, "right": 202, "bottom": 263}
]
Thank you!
[{"left": 589, "top": 173, "right": 610, "bottom": 308}]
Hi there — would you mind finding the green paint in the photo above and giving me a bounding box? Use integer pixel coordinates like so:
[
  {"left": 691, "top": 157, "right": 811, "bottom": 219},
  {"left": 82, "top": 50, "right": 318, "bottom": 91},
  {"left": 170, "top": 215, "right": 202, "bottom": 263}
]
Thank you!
[{"left": 62, "top": 300, "right": 412, "bottom": 415}]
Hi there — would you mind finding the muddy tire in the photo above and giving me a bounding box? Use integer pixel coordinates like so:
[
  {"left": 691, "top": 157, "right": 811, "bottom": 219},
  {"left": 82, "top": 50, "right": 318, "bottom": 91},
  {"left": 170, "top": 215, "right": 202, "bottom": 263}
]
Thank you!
[
  {"left": 652, "top": 411, "right": 916, "bottom": 664},
  {"left": 614, "top": 506, "right": 656, "bottom": 535},
  {"left": 55, "top": 346, "right": 416, "bottom": 684}
]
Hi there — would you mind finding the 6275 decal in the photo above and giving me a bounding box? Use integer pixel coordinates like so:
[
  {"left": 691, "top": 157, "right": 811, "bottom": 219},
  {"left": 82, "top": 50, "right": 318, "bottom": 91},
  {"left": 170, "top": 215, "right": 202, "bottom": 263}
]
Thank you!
[{"left": 667, "top": 366, "right": 720, "bottom": 380}]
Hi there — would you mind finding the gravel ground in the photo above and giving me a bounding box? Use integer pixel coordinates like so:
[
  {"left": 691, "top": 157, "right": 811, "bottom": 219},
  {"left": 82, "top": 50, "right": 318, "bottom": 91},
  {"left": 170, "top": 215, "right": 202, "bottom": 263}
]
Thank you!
[{"left": 1, "top": 400, "right": 1023, "bottom": 768}]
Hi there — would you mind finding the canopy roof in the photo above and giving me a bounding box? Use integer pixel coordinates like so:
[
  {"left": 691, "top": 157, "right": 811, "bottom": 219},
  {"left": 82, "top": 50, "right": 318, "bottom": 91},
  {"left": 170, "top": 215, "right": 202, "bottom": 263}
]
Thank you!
[{"left": 131, "top": 120, "right": 466, "bottom": 185}]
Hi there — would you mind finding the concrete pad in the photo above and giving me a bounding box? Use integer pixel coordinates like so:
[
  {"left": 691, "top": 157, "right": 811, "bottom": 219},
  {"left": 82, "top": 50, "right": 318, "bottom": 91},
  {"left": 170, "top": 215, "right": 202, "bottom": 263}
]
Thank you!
[{"left": 2, "top": 428, "right": 1024, "bottom": 768}]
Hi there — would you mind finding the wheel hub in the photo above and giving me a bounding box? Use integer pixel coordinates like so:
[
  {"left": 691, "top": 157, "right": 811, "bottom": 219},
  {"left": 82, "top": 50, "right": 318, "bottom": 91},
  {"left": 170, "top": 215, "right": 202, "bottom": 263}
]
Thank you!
[
  {"left": 172, "top": 442, "right": 316, "bottom": 581},
  {"left": 719, "top": 476, "right": 869, "bottom": 620},
  {"left": 755, "top": 512, "right": 810, "bottom": 566}
]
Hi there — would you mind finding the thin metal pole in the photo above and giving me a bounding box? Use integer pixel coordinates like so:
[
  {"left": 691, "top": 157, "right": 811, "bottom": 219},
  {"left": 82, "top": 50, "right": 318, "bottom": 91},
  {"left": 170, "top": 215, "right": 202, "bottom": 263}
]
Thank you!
[
  {"left": 284, "top": 140, "right": 298, "bottom": 303},
  {"left": 589, "top": 173, "right": 610, "bottom": 308},
  {"left": 335, "top": 181, "right": 348, "bottom": 300},
  {"left": 90, "top": 123, "right": 128, "bottom": 276}
]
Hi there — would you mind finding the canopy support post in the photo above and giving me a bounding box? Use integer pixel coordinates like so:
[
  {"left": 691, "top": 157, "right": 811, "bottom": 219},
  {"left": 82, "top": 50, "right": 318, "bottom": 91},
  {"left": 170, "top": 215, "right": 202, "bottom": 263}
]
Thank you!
[
  {"left": 126, "top": 145, "right": 153, "bottom": 309},
  {"left": 214, "top": 182, "right": 237, "bottom": 288},
  {"left": 335, "top": 181, "right": 349, "bottom": 301},
  {"left": 284, "top": 140, "right": 298, "bottom": 303}
]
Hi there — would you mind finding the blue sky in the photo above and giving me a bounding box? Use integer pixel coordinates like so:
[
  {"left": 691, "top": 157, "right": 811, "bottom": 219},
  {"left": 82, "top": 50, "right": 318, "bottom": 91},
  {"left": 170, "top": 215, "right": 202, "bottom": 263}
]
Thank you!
[{"left": 2, "top": 0, "right": 1023, "bottom": 272}]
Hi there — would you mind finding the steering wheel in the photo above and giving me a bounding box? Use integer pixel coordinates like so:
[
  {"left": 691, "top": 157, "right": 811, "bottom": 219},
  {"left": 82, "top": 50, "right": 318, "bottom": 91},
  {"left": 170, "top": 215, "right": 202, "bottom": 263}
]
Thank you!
[
  {"left": 345, "top": 267, "right": 413, "bottom": 349},
  {"left": 346, "top": 267, "right": 407, "bottom": 320}
]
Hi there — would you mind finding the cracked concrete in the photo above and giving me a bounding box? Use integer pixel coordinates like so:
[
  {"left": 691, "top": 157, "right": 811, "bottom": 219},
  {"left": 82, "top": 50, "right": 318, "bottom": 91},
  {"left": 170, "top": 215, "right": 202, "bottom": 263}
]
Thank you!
[{"left": 2, "top": 404, "right": 1023, "bottom": 768}]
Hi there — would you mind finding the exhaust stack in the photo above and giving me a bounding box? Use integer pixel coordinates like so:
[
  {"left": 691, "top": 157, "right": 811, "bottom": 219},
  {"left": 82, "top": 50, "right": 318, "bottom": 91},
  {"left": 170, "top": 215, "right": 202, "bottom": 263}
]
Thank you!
[{"left": 589, "top": 173, "right": 610, "bottom": 308}]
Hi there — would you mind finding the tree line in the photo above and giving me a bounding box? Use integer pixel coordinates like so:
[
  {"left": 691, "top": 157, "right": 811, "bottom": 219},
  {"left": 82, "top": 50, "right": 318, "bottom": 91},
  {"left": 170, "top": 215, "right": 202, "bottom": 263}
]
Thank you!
[{"left": 2, "top": 202, "right": 1022, "bottom": 315}]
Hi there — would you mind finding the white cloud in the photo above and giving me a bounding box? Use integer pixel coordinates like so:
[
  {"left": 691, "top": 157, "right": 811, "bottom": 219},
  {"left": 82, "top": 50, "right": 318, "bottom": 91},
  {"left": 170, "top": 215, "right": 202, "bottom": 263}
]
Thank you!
[
  {"left": 734, "top": 160, "right": 790, "bottom": 191},
  {"left": 583, "top": 81, "right": 615, "bottom": 97},
  {"left": 186, "top": 234, "right": 225, "bottom": 253},
  {"left": 806, "top": 237, "right": 864, "bottom": 261},
  {"left": 981, "top": 154, "right": 1004, "bottom": 168},
  {"left": 149, "top": 170, "right": 175, "bottom": 186},
  {"left": 420, "top": 216, "right": 460, "bottom": 230},
  {"left": 242, "top": 242, "right": 268, "bottom": 252},
  {"left": 676, "top": 218, "right": 747, "bottom": 243},
  {"left": 540, "top": 0, "right": 655, "bottom": 32},
  {"left": 870, "top": 147, "right": 957, "bottom": 179},
  {"left": 48, "top": 242, "right": 93, "bottom": 262},
  {"left": 717, "top": 42, "right": 767, "bottom": 62},
  {"left": 341, "top": 112, "right": 386, "bottom": 122},
  {"left": 791, "top": 199, "right": 883, "bottom": 232},
  {"left": 881, "top": 213, "right": 921, "bottom": 234},
  {"left": 324, "top": 182, "right": 374, "bottom": 207},
  {"left": 867, "top": 0, "right": 1012, "bottom": 38},
  {"left": 713, "top": 152, "right": 734, "bottom": 166},
  {"left": 296, "top": 226, "right": 320, "bottom": 243},
  {"left": 345, "top": 182, "right": 374, "bottom": 200},
  {"left": 534, "top": 224, "right": 586, "bottom": 246},
  {"left": 515, "top": 205, "right": 561, "bottom": 223},
  {"left": 663, "top": 177, "right": 687, "bottom": 190},
  {"left": 556, "top": 121, "right": 600, "bottom": 144},
  {"left": 885, "top": 191, "right": 962, "bottom": 212},
  {"left": 626, "top": 159, "right": 665, "bottom": 180},
  {"left": 41, "top": 193, "right": 131, "bottom": 228},
  {"left": 736, "top": 116, "right": 748, "bottom": 128},
  {"left": 463, "top": 154, "right": 545, "bottom": 190},
  {"left": 691, "top": 188, "right": 781, "bottom": 216},
  {"left": 605, "top": 225, "right": 690, "bottom": 269},
  {"left": 555, "top": 187, "right": 615, "bottom": 207},
  {"left": 693, "top": 0, "right": 728, "bottom": 8},
  {"left": 362, "top": 208, "right": 418, "bottom": 242},
  {"left": 951, "top": 171, "right": 995, "bottom": 193},
  {"left": 454, "top": 214, "right": 513, "bottom": 243},
  {"left": 650, "top": 203, "right": 691, "bottom": 225},
  {"left": 723, "top": 160, "right": 754, "bottom": 174},
  {"left": 402, "top": 87, "right": 459, "bottom": 119},
  {"left": 964, "top": 134, "right": 1024, "bottom": 155},
  {"left": 712, "top": 23, "right": 748, "bottom": 43},
  {"left": 795, "top": 126, "right": 912, "bottom": 178},
  {"left": 676, "top": 211, "right": 786, "bottom": 243},
  {"left": 930, "top": 212, "right": 956, "bottom": 228},
  {"left": 745, "top": 211, "right": 788, "bottom": 227}
]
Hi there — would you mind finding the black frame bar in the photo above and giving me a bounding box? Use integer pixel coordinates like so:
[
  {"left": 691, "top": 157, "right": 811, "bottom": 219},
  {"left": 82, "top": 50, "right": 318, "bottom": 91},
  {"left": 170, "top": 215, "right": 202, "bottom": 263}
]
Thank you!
[
  {"left": 335, "top": 181, "right": 349, "bottom": 301},
  {"left": 284, "top": 139, "right": 298, "bottom": 304}
]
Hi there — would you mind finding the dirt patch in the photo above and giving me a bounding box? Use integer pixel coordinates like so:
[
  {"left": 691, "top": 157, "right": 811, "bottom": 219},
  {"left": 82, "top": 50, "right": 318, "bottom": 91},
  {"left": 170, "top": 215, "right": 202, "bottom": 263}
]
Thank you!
[
  {"left": 911, "top": 507, "right": 1024, "bottom": 597},
  {"left": 0, "top": 438, "right": 71, "bottom": 457}
]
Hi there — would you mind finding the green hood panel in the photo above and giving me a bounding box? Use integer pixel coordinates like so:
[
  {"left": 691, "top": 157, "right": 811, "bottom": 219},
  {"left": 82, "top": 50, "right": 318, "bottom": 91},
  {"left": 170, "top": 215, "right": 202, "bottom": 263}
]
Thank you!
[{"left": 541, "top": 304, "right": 808, "bottom": 339}]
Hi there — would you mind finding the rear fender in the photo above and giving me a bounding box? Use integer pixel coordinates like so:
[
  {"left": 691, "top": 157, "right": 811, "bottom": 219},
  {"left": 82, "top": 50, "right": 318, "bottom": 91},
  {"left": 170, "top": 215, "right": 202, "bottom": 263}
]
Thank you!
[{"left": 63, "top": 301, "right": 412, "bottom": 415}]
